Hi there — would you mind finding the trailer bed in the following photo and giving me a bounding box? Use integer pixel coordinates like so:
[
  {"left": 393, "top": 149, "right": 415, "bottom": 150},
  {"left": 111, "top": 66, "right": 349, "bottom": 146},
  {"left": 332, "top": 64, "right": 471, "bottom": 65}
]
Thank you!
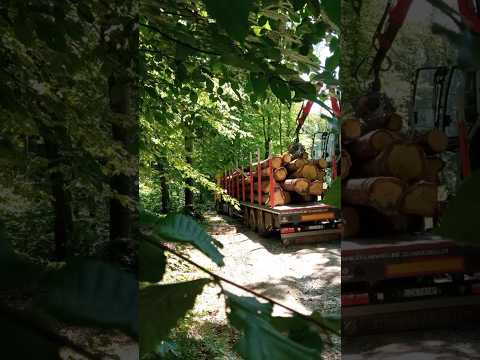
[{"left": 342, "top": 233, "right": 480, "bottom": 335}]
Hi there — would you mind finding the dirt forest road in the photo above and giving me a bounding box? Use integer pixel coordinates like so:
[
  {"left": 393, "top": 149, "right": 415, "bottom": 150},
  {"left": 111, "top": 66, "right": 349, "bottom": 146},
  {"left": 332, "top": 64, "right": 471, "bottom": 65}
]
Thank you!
[{"left": 187, "top": 213, "right": 341, "bottom": 359}]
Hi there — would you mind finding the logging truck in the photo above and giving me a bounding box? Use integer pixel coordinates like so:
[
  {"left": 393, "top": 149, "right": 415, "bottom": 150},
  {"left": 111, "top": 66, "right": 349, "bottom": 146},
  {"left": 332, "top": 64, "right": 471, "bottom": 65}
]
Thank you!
[
  {"left": 216, "top": 148, "right": 343, "bottom": 246},
  {"left": 341, "top": 0, "right": 480, "bottom": 335}
]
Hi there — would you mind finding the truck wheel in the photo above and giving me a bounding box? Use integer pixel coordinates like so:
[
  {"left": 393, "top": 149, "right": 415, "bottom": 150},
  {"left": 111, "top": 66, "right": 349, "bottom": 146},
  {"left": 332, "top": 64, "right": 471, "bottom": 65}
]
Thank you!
[
  {"left": 264, "top": 213, "right": 274, "bottom": 234},
  {"left": 243, "top": 207, "right": 249, "bottom": 226},
  {"left": 256, "top": 210, "right": 268, "bottom": 236},
  {"left": 249, "top": 209, "right": 257, "bottom": 232}
]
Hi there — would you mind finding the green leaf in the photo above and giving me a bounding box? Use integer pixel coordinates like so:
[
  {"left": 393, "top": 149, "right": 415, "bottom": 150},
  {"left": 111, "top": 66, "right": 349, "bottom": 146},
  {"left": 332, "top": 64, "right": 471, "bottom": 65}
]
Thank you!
[
  {"left": 306, "top": 0, "right": 321, "bottom": 18},
  {"left": 270, "top": 315, "right": 324, "bottom": 352},
  {"left": 322, "top": 0, "right": 340, "bottom": 27},
  {"left": 140, "top": 279, "right": 211, "bottom": 355},
  {"left": 269, "top": 77, "right": 291, "bottom": 103},
  {"left": 250, "top": 73, "right": 268, "bottom": 97},
  {"left": 325, "top": 49, "right": 340, "bottom": 73},
  {"left": 311, "top": 311, "right": 341, "bottom": 334},
  {"left": 38, "top": 259, "right": 138, "bottom": 336},
  {"left": 204, "top": 0, "right": 255, "bottom": 42},
  {"left": 1, "top": 314, "right": 60, "bottom": 359},
  {"left": 322, "top": 176, "right": 341, "bottom": 208},
  {"left": 147, "top": 213, "right": 224, "bottom": 266},
  {"left": 139, "top": 239, "right": 166, "bottom": 283},
  {"left": 290, "top": 80, "right": 317, "bottom": 102},
  {"left": 225, "top": 293, "right": 321, "bottom": 360},
  {"left": 434, "top": 171, "right": 480, "bottom": 245}
]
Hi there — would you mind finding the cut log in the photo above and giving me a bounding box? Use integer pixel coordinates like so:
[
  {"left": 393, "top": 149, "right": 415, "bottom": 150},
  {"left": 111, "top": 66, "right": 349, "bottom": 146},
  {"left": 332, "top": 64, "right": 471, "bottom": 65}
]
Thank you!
[
  {"left": 342, "top": 206, "right": 360, "bottom": 238},
  {"left": 309, "top": 180, "right": 324, "bottom": 196},
  {"left": 343, "top": 177, "right": 405, "bottom": 214},
  {"left": 253, "top": 181, "right": 275, "bottom": 194},
  {"left": 386, "top": 113, "right": 403, "bottom": 131},
  {"left": 281, "top": 178, "right": 310, "bottom": 195},
  {"left": 264, "top": 187, "right": 291, "bottom": 206},
  {"left": 253, "top": 156, "right": 283, "bottom": 169},
  {"left": 349, "top": 129, "right": 395, "bottom": 160},
  {"left": 342, "top": 116, "right": 362, "bottom": 141},
  {"left": 413, "top": 128, "right": 448, "bottom": 154},
  {"left": 400, "top": 181, "right": 437, "bottom": 217},
  {"left": 273, "top": 167, "right": 288, "bottom": 182},
  {"left": 286, "top": 158, "right": 307, "bottom": 172},
  {"left": 424, "top": 157, "right": 444, "bottom": 182},
  {"left": 293, "top": 164, "right": 324, "bottom": 181},
  {"left": 282, "top": 152, "right": 293, "bottom": 164},
  {"left": 312, "top": 158, "right": 328, "bottom": 169},
  {"left": 362, "top": 143, "right": 426, "bottom": 181},
  {"left": 341, "top": 149, "right": 352, "bottom": 179}
]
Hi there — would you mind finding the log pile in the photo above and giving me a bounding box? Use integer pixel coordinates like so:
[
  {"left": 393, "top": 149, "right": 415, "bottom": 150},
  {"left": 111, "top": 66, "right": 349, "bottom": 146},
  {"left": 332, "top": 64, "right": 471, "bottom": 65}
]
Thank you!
[
  {"left": 228, "top": 151, "right": 329, "bottom": 207},
  {"left": 341, "top": 93, "right": 448, "bottom": 238}
]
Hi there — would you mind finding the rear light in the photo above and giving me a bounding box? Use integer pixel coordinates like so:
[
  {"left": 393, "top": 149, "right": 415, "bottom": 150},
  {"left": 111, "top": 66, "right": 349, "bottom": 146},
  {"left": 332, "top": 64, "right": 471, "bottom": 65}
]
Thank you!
[
  {"left": 280, "top": 227, "right": 295, "bottom": 234},
  {"left": 342, "top": 293, "right": 369, "bottom": 306},
  {"left": 472, "top": 283, "right": 480, "bottom": 295}
]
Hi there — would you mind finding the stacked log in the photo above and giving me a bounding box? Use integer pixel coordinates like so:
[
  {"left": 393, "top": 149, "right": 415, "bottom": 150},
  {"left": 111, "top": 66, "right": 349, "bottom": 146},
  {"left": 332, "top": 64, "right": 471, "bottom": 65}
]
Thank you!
[
  {"left": 238, "top": 153, "right": 329, "bottom": 206},
  {"left": 341, "top": 101, "right": 447, "bottom": 238}
]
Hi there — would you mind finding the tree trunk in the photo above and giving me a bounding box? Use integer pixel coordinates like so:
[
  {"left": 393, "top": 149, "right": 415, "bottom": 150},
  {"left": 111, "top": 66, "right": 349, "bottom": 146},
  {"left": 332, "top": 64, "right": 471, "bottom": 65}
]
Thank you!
[
  {"left": 348, "top": 129, "right": 395, "bottom": 160},
  {"left": 342, "top": 177, "right": 405, "bottom": 214},
  {"left": 184, "top": 123, "right": 194, "bottom": 215},
  {"left": 155, "top": 159, "right": 170, "bottom": 212},
  {"left": 312, "top": 158, "right": 328, "bottom": 168},
  {"left": 40, "top": 128, "right": 73, "bottom": 261},
  {"left": 282, "top": 152, "right": 292, "bottom": 164},
  {"left": 362, "top": 143, "right": 426, "bottom": 181},
  {"left": 281, "top": 178, "right": 310, "bottom": 195},
  {"left": 108, "top": 75, "right": 137, "bottom": 244}
]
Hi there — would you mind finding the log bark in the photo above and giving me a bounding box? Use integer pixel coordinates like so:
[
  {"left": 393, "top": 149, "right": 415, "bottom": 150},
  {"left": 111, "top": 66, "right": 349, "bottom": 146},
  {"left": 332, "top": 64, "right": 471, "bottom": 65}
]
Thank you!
[
  {"left": 286, "top": 158, "right": 307, "bottom": 172},
  {"left": 386, "top": 112, "right": 403, "bottom": 131},
  {"left": 293, "top": 164, "right": 324, "bottom": 181},
  {"left": 349, "top": 129, "right": 395, "bottom": 160},
  {"left": 309, "top": 180, "right": 324, "bottom": 196},
  {"left": 281, "top": 178, "right": 310, "bottom": 195},
  {"left": 400, "top": 181, "right": 437, "bottom": 217},
  {"left": 343, "top": 177, "right": 405, "bottom": 214},
  {"left": 342, "top": 116, "right": 362, "bottom": 141},
  {"left": 282, "top": 152, "right": 292, "bottom": 164},
  {"left": 362, "top": 143, "right": 426, "bottom": 181},
  {"left": 342, "top": 206, "right": 360, "bottom": 238},
  {"left": 273, "top": 167, "right": 288, "bottom": 181},
  {"left": 413, "top": 128, "right": 448, "bottom": 154},
  {"left": 266, "top": 187, "right": 291, "bottom": 206},
  {"left": 312, "top": 158, "right": 328, "bottom": 169},
  {"left": 254, "top": 155, "right": 283, "bottom": 169},
  {"left": 341, "top": 149, "right": 352, "bottom": 179},
  {"left": 255, "top": 187, "right": 291, "bottom": 206}
]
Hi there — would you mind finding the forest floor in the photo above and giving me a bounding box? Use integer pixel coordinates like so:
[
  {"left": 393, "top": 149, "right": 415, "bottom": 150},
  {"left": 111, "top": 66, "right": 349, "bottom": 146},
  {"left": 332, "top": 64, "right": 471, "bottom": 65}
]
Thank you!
[
  {"left": 164, "top": 212, "right": 341, "bottom": 360},
  {"left": 342, "top": 329, "right": 480, "bottom": 360}
]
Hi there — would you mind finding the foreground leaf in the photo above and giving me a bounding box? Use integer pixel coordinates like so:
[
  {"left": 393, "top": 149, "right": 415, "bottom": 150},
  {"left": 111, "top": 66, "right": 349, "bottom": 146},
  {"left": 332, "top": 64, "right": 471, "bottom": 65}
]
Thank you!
[
  {"left": 139, "top": 239, "right": 167, "bottom": 283},
  {"left": 38, "top": 259, "right": 138, "bottom": 337},
  {"left": 204, "top": 0, "right": 255, "bottom": 42},
  {"left": 435, "top": 171, "right": 480, "bottom": 245},
  {"left": 140, "top": 279, "right": 211, "bottom": 355},
  {"left": 322, "top": 176, "right": 341, "bottom": 208},
  {"left": 1, "top": 311, "right": 60, "bottom": 359},
  {"left": 151, "top": 213, "right": 224, "bottom": 266},
  {"left": 225, "top": 293, "right": 322, "bottom": 360}
]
